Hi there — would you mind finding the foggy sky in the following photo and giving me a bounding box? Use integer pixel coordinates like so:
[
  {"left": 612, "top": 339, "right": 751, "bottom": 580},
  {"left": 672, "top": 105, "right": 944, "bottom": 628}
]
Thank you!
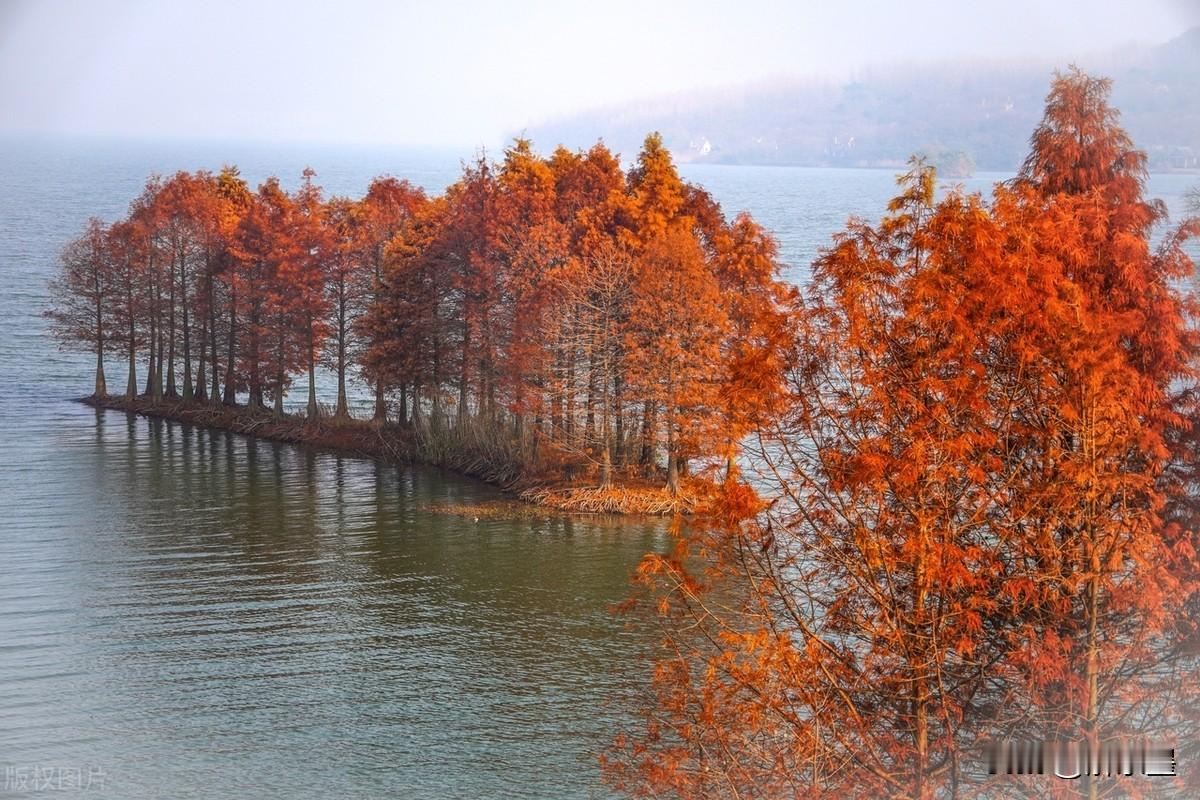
[{"left": 1, "top": 0, "right": 1197, "bottom": 148}]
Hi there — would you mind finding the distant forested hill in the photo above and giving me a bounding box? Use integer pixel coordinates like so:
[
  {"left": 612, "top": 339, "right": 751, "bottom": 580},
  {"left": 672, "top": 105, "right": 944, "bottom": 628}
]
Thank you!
[{"left": 525, "top": 27, "right": 1200, "bottom": 173}]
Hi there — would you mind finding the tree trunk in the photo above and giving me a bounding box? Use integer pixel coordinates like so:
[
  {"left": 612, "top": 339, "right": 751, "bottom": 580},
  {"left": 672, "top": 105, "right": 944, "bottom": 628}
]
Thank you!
[
  {"left": 306, "top": 327, "right": 318, "bottom": 421},
  {"left": 371, "top": 251, "right": 387, "bottom": 428},
  {"left": 194, "top": 314, "right": 207, "bottom": 403},
  {"left": 165, "top": 250, "right": 177, "bottom": 397},
  {"left": 372, "top": 377, "right": 386, "bottom": 427},
  {"left": 208, "top": 271, "right": 220, "bottom": 402},
  {"left": 458, "top": 318, "right": 471, "bottom": 427},
  {"left": 335, "top": 298, "right": 349, "bottom": 419},
  {"left": 94, "top": 348, "right": 107, "bottom": 398},
  {"left": 486, "top": 368, "right": 496, "bottom": 422},
  {"left": 600, "top": 446, "right": 612, "bottom": 489},
  {"left": 274, "top": 369, "right": 285, "bottom": 415},
  {"left": 639, "top": 400, "right": 654, "bottom": 474},
  {"left": 223, "top": 288, "right": 238, "bottom": 405},
  {"left": 585, "top": 350, "right": 597, "bottom": 445},
  {"left": 273, "top": 331, "right": 285, "bottom": 416},
  {"left": 125, "top": 315, "right": 137, "bottom": 401},
  {"left": 153, "top": 277, "right": 164, "bottom": 399},
  {"left": 566, "top": 345, "right": 576, "bottom": 440},
  {"left": 181, "top": 266, "right": 192, "bottom": 401},
  {"left": 613, "top": 370, "right": 625, "bottom": 465},
  {"left": 93, "top": 272, "right": 106, "bottom": 398},
  {"left": 551, "top": 352, "right": 563, "bottom": 440},
  {"left": 533, "top": 376, "right": 544, "bottom": 436},
  {"left": 247, "top": 305, "right": 262, "bottom": 411},
  {"left": 144, "top": 312, "right": 156, "bottom": 397},
  {"left": 913, "top": 534, "right": 931, "bottom": 800},
  {"left": 1082, "top": 399, "right": 1101, "bottom": 800},
  {"left": 142, "top": 258, "right": 156, "bottom": 397},
  {"left": 480, "top": 320, "right": 494, "bottom": 421},
  {"left": 665, "top": 417, "right": 678, "bottom": 495},
  {"left": 1084, "top": 541, "right": 1101, "bottom": 800}
]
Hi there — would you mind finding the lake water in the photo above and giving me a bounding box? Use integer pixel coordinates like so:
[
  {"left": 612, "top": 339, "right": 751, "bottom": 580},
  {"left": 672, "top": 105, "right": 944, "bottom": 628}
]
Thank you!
[{"left": 0, "top": 135, "right": 1195, "bottom": 798}]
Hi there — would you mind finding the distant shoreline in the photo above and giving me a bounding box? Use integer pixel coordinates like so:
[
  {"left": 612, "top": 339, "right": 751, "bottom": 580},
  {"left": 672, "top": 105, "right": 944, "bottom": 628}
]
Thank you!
[
  {"left": 676, "top": 160, "right": 1199, "bottom": 177},
  {"left": 81, "top": 394, "right": 702, "bottom": 518}
]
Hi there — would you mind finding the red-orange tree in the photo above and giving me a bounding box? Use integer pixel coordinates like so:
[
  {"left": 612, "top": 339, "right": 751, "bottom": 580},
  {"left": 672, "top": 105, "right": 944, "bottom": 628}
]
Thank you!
[
  {"left": 997, "top": 70, "right": 1200, "bottom": 794},
  {"left": 356, "top": 176, "right": 426, "bottom": 424},
  {"left": 357, "top": 194, "right": 448, "bottom": 428},
  {"left": 46, "top": 218, "right": 114, "bottom": 397},
  {"left": 323, "top": 195, "right": 365, "bottom": 420},
  {"left": 624, "top": 227, "right": 728, "bottom": 495},
  {"left": 612, "top": 71, "right": 1200, "bottom": 799},
  {"left": 711, "top": 213, "right": 795, "bottom": 478},
  {"left": 609, "top": 164, "right": 1020, "bottom": 798},
  {"left": 213, "top": 166, "right": 252, "bottom": 405},
  {"left": 289, "top": 168, "right": 333, "bottom": 420}
]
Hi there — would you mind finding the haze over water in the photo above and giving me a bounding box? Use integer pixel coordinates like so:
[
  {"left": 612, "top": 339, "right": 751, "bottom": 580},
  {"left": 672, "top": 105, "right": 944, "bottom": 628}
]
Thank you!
[{"left": 0, "top": 136, "right": 1195, "bottom": 798}]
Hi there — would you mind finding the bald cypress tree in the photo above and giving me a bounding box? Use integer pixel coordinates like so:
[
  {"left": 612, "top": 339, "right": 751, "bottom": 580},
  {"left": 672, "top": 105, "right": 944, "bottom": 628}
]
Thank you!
[{"left": 46, "top": 218, "right": 113, "bottom": 398}]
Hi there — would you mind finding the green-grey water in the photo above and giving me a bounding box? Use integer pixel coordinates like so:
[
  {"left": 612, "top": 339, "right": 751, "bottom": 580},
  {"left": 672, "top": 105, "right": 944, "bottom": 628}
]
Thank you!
[
  {"left": 2, "top": 405, "right": 668, "bottom": 798},
  {"left": 1, "top": 135, "right": 1195, "bottom": 798}
]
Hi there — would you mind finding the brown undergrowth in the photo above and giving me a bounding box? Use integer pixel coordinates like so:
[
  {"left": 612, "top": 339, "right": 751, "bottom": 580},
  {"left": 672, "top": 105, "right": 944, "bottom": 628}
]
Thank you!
[{"left": 82, "top": 394, "right": 706, "bottom": 517}]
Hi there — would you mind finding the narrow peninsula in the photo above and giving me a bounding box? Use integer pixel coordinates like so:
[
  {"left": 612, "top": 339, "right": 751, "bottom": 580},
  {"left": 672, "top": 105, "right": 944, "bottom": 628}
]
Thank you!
[{"left": 50, "top": 134, "right": 792, "bottom": 515}]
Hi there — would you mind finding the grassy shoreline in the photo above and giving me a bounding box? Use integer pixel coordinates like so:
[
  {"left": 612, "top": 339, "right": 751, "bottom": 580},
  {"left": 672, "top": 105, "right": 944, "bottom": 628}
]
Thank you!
[{"left": 81, "top": 394, "right": 702, "bottom": 517}]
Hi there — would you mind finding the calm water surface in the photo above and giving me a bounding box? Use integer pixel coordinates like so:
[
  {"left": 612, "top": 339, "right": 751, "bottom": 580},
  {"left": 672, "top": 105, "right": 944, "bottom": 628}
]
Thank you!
[{"left": 0, "top": 136, "right": 1195, "bottom": 798}]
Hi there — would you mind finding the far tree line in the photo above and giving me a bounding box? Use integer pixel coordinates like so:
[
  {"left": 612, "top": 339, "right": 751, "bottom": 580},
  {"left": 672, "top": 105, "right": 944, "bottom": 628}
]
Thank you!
[{"left": 46, "top": 134, "right": 792, "bottom": 493}]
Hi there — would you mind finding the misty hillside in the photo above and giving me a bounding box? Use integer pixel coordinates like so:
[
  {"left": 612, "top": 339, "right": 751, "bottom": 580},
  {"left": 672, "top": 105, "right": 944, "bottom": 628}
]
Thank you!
[{"left": 525, "top": 27, "right": 1200, "bottom": 173}]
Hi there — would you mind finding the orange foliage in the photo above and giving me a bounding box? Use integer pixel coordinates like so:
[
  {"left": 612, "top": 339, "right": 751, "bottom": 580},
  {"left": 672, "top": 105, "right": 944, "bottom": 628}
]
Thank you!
[
  {"left": 53, "top": 134, "right": 791, "bottom": 493},
  {"left": 611, "top": 70, "right": 1200, "bottom": 799},
  {"left": 47, "top": 67, "right": 1200, "bottom": 800}
]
